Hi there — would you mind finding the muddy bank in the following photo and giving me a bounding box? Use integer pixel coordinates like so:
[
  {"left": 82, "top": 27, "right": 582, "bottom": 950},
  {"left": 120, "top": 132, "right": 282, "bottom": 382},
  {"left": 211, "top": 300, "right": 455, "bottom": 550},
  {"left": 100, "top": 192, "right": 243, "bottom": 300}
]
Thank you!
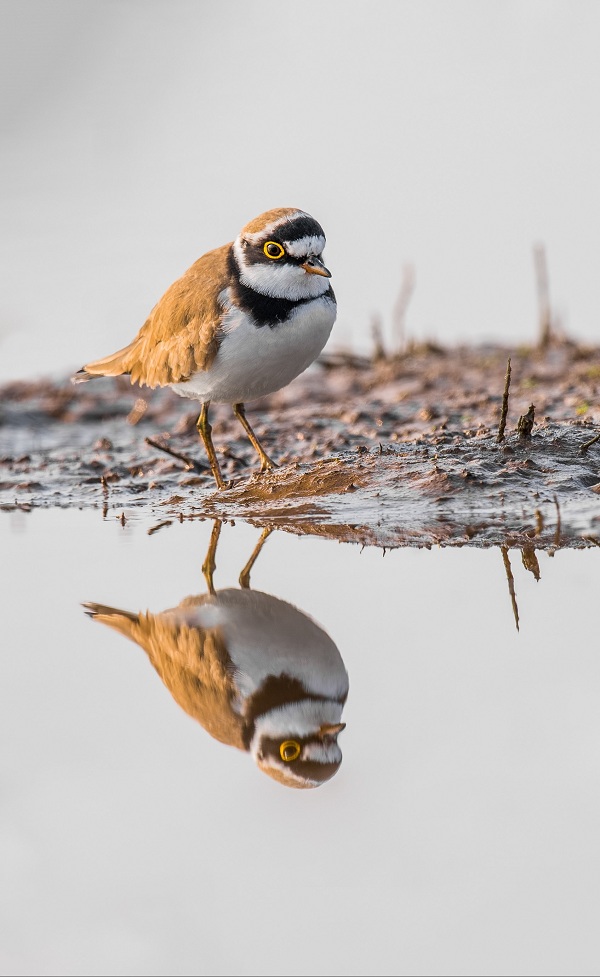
[{"left": 1, "top": 340, "right": 599, "bottom": 549}]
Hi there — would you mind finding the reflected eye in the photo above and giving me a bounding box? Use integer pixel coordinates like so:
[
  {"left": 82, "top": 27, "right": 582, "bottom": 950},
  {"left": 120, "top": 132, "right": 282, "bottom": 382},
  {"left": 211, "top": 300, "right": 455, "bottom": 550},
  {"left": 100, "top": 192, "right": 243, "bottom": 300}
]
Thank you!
[
  {"left": 264, "top": 241, "right": 285, "bottom": 260},
  {"left": 280, "top": 740, "right": 301, "bottom": 762}
]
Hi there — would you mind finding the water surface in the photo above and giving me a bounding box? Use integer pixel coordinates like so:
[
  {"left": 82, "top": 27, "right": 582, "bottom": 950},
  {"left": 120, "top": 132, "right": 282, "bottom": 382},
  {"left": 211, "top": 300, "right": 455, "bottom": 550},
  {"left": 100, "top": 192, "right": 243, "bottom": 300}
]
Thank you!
[{"left": 2, "top": 510, "right": 600, "bottom": 976}]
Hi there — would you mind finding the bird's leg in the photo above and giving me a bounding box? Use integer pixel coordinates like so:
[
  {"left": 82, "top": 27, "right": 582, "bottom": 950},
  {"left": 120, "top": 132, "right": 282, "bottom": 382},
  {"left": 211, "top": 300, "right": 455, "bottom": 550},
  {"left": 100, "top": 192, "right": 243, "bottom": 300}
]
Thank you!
[
  {"left": 239, "top": 527, "right": 274, "bottom": 589},
  {"left": 196, "top": 402, "right": 226, "bottom": 490},
  {"left": 232, "top": 402, "right": 278, "bottom": 473},
  {"left": 202, "top": 519, "right": 222, "bottom": 595}
]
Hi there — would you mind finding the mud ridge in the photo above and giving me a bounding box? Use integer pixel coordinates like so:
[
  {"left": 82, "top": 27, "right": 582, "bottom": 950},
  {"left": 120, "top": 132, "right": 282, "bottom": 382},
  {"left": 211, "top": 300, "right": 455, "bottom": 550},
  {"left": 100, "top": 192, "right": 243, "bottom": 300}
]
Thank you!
[{"left": 1, "top": 341, "right": 599, "bottom": 549}]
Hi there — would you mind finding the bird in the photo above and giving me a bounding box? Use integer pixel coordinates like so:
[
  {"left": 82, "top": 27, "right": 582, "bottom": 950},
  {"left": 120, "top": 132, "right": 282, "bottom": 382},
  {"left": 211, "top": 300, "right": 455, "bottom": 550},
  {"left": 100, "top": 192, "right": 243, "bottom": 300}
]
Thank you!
[
  {"left": 72, "top": 208, "right": 336, "bottom": 489},
  {"left": 83, "top": 524, "right": 348, "bottom": 789}
]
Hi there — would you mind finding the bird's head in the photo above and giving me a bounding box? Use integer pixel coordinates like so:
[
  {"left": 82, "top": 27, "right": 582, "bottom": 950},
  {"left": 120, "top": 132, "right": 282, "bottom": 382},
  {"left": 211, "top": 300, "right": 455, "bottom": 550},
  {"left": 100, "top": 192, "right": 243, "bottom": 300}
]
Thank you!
[
  {"left": 250, "top": 699, "right": 346, "bottom": 789},
  {"left": 233, "top": 207, "right": 332, "bottom": 302}
]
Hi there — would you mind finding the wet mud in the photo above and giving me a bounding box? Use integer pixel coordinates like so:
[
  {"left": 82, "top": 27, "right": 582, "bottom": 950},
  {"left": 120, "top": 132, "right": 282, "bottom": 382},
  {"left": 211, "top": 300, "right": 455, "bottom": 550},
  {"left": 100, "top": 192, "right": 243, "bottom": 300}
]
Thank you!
[{"left": 1, "top": 340, "right": 599, "bottom": 549}]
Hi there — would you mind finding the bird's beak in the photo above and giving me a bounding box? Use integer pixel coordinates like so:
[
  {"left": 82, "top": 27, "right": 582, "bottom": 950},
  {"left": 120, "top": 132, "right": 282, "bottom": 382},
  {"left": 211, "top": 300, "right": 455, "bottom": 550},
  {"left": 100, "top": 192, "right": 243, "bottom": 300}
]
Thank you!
[
  {"left": 301, "top": 255, "right": 331, "bottom": 278},
  {"left": 319, "top": 722, "right": 346, "bottom": 738}
]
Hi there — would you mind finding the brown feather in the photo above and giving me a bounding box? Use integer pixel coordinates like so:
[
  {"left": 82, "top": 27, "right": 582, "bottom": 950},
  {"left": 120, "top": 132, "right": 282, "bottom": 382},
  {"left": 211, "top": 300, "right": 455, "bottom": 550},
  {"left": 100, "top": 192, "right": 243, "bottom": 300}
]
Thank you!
[
  {"left": 79, "top": 244, "right": 232, "bottom": 388},
  {"left": 240, "top": 207, "right": 301, "bottom": 237},
  {"left": 85, "top": 600, "right": 245, "bottom": 749}
]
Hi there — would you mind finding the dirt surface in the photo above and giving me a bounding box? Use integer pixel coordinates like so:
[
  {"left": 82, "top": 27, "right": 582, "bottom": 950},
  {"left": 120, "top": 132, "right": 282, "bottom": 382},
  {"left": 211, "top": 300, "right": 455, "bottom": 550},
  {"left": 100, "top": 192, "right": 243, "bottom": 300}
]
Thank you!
[{"left": 2, "top": 340, "right": 600, "bottom": 549}]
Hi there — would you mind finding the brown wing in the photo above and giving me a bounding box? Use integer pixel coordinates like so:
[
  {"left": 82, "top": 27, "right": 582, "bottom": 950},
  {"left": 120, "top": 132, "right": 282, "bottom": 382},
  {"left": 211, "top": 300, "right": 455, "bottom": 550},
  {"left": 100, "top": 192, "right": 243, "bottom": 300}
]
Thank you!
[
  {"left": 84, "top": 601, "right": 245, "bottom": 749},
  {"left": 78, "top": 244, "right": 232, "bottom": 388}
]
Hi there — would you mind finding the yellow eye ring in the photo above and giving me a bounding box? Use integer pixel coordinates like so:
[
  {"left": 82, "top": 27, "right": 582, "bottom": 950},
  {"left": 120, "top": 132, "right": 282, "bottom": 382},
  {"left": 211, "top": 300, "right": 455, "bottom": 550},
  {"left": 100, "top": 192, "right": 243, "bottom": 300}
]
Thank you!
[
  {"left": 263, "top": 241, "right": 285, "bottom": 260},
  {"left": 280, "top": 740, "right": 301, "bottom": 762}
]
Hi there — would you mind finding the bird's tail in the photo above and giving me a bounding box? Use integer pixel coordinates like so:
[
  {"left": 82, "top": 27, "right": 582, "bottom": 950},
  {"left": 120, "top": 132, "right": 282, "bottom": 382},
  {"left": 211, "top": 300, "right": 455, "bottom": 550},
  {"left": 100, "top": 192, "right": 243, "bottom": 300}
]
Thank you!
[
  {"left": 82, "top": 601, "right": 140, "bottom": 641},
  {"left": 71, "top": 343, "right": 135, "bottom": 384}
]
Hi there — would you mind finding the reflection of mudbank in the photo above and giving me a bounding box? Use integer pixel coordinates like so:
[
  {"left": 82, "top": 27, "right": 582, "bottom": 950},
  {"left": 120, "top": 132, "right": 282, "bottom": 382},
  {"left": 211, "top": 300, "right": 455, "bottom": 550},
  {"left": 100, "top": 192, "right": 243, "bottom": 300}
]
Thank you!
[{"left": 84, "top": 524, "right": 348, "bottom": 788}]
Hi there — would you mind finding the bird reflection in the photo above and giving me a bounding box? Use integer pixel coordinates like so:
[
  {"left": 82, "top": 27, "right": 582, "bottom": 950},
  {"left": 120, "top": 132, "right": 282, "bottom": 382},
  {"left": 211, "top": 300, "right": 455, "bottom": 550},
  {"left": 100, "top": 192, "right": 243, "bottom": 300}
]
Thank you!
[{"left": 84, "top": 521, "right": 348, "bottom": 788}]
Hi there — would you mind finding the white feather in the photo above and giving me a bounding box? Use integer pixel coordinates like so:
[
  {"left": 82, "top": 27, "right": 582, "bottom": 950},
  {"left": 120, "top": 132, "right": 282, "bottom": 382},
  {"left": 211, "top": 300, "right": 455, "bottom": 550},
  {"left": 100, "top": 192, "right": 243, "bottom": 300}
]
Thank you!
[
  {"left": 282, "top": 235, "right": 326, "bottom": 258},
  {"left": 303, "top": 740, "right": 343, "bottom": 763},
  {"left": 181, "top": 589, "right": 348, "bottom": 704},
  {"left": 170, "top": 293, "right": 336, "bottom": 404}
]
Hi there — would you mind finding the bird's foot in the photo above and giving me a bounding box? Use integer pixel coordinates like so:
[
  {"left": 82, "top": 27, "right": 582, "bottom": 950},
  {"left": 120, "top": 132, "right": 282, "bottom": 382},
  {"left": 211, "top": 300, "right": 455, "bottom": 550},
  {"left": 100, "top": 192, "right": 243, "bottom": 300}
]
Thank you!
[
  {"left": 214, "top": 477, "right": 235, "bottom": 491},
  {"left": 259, "top": 455, "right": 278, "bottom": 473}
]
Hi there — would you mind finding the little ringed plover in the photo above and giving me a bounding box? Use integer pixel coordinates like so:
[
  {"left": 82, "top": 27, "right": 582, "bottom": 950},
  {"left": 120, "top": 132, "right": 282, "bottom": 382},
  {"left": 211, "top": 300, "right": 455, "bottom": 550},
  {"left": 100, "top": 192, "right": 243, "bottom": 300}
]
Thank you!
[{"left": 72, "top": 208, "right": 336, "bottom": 488}]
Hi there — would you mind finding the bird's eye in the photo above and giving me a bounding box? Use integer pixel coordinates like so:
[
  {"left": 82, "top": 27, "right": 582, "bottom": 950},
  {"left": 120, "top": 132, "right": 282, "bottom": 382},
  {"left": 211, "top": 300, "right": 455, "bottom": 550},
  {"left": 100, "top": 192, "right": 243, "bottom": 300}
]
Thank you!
[
  {"left": 280, "top": 740, "right": 301, "bottom": 762},
  {"left": 264, "top": 241, "right": 285, "bottom": 260}
]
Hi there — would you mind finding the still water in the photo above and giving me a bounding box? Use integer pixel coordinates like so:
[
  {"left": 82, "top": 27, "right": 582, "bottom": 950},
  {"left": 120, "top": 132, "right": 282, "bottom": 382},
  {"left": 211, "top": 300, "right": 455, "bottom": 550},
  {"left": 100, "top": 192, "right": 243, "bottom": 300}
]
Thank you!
[{"left": 2, "top": 510, "right": 600, "bottom": 976}]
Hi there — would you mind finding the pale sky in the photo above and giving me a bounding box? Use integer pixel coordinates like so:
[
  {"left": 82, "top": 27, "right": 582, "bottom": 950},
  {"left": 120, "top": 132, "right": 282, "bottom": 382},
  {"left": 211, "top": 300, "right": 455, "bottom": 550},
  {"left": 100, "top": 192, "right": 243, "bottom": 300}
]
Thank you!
[{"left": 1, "top": 0, "right": 599, "bottom": 380}]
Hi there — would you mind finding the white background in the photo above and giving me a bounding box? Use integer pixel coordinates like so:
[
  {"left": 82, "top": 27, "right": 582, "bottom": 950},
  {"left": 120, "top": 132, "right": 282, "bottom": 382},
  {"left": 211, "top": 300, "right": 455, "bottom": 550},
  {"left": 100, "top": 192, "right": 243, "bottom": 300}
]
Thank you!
[{"left": 2, "top": 0, "right": 600, "bottom": 381}]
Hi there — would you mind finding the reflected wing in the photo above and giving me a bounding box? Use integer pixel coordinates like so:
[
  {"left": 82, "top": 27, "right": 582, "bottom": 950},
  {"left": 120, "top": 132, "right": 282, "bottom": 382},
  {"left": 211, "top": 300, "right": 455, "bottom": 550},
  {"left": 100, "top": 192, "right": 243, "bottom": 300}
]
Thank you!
[
  {"left": 78, "top": 244, "right": 232, "bottom": 387},
  {"left": 84, "top": 602, "right": 245, "bottom": 749}
]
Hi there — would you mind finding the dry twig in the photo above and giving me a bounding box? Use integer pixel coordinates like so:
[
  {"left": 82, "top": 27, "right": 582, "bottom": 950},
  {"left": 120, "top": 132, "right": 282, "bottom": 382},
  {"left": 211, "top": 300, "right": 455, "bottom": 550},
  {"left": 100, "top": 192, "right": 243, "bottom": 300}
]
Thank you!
[
  {"left": 371, "top": 314, "right": 386, "bottom": 363},
  {"left": 147, "top": 519, "right": 173, "bottom": 536},
  {"left": 521, "top": 546, "right": 540, "bottom": 581},
  {"left": 391, "top": 263, "right": 415, "bottom": 353},
  {"left": 580, "top": 431, "right": 600, "bottom": 454},
  {"left": 533, "top": 243, "right": 552, "bottom": 348},
  {"left": 145, "top": 436, "right": 207, "bottom": 473},
  {"left": 517, "top": 404, "right": 535, "bottom": 439},
  {"left": 497, "top": 357, "right": 512, "bottom": 443},
  {"left": 553, "top": 494, "right": 561, "bottom": 550},
  {"left": 501, "top": 546, "right": 520, "bottom": 631}
]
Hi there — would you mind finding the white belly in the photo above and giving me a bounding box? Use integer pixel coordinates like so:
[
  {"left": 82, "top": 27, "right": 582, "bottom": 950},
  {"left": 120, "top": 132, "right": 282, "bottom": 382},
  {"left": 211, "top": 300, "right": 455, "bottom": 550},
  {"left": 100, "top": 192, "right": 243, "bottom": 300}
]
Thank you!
[
  {"left": 186, "top": 589, "right": 349, "bottom": 704},
  {"left": 170, "top": 295, "right": 336, "bottom": 404}
]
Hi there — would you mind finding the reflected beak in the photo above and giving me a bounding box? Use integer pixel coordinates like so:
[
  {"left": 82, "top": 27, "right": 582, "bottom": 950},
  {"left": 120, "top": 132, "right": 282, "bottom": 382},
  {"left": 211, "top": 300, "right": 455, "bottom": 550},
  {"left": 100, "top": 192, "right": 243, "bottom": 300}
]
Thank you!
[
  {"left": 319, "top": 722, "right": 346, "bottom": 738},
  {"left": 301, "top": 255, "right": 331, "bottom": 278}
]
